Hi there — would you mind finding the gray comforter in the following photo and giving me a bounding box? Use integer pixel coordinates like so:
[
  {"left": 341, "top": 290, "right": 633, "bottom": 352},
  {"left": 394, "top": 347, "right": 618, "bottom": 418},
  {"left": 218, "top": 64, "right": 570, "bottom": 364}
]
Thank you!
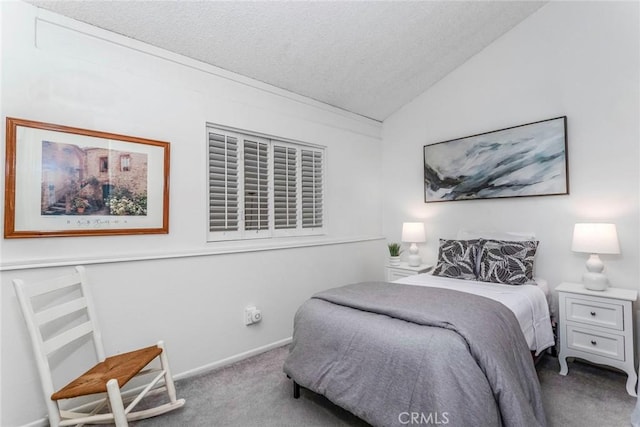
[{"left": 283, "top": 282, "right": 547, "bottom": 427}]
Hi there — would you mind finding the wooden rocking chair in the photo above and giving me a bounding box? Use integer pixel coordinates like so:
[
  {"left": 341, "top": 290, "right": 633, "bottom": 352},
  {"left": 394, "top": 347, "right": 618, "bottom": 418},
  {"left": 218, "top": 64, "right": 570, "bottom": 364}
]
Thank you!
[{"left": 13, "top": 266, "right": 185, "bottom": 426}]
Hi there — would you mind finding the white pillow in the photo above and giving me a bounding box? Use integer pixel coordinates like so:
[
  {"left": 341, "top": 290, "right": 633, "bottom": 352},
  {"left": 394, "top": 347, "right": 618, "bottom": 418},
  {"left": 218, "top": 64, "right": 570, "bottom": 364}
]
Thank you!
[{"left": 456, "top": 230, "right": 536, "bottom": 241}]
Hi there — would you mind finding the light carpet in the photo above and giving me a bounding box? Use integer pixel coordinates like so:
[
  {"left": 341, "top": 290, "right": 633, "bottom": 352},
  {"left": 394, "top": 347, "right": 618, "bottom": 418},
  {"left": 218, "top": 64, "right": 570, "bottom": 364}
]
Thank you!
[{"left": 133, "top": 345, "right": 636, "bottom": 426}]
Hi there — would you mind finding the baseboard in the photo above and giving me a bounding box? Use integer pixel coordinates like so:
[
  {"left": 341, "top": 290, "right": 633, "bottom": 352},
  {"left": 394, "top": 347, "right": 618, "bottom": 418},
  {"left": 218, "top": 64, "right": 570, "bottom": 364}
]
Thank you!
[
  {"left": 174, "top": 337, "right": 292, "bottom": 381},
  {"left": 17, "top": 337, "right": 292, "bottom": 427},
  {"left": 19, "top": 419, "right": 47, "bottom": 427}
]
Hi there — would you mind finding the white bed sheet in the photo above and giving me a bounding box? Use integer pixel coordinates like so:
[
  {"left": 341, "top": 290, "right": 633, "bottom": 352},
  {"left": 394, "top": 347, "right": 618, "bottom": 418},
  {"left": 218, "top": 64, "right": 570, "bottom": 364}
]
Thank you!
[{"left": 393, "top": 273, "right": 555, "bottom": 356}]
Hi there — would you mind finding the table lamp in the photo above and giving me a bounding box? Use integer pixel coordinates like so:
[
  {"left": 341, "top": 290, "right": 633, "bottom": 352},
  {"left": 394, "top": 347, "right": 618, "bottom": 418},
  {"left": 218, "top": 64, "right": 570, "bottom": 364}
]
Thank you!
[
  {"left": 402, "top": 222, "right": 426, "bottom": 267},
  {"left": 571, "top": 223, "right": 620, "bottom": 291}
]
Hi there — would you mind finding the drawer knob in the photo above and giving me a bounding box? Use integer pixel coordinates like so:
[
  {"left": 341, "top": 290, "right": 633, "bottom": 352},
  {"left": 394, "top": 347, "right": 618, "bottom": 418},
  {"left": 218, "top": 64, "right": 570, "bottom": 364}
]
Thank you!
[
  {"left": 590, "top": 311, "right": 596, "bottom": 316},
  {"left": 591, "top": 340, "right": 597, "bottom": 346}
]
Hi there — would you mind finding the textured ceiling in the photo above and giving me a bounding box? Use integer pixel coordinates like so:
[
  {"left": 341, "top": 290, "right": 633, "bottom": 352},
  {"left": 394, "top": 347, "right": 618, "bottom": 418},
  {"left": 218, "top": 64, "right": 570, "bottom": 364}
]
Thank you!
[{"left": 26, "top": 1, "right": 545, "bottom": 122}]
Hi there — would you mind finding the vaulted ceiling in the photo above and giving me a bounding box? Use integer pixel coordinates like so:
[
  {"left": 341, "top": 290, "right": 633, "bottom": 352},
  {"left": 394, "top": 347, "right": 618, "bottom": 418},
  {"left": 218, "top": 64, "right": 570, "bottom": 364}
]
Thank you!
[{"left": 26, "top": 1, "right": 545, "bottom": 122}]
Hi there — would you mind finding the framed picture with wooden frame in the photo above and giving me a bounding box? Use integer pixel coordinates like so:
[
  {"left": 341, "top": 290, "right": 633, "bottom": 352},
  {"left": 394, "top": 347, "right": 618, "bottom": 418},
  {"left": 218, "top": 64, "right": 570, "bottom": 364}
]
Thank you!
[{"left": 4, "top": 117, "right": 170, "bottom": 238}]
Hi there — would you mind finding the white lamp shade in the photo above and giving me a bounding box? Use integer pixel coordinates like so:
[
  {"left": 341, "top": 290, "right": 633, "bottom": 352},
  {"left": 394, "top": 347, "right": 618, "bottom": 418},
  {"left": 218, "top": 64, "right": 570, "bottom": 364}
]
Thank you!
[
  {"left": 401, "top": 222, "right": 425, "bottom": 243},
  {"left": 571, "top": 223, "right": 620, "bottom": 254}
]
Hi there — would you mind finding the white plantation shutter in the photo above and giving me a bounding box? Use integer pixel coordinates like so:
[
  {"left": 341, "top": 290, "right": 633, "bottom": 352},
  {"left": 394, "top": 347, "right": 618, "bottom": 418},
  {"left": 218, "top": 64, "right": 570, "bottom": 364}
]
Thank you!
[
  {"left": 207, "top": 125, "right": 325, "bottom": 241},
  {"left": 273, "top": 145, "right": 297, "bottom": 230},
  {"left": 301, "top": 149, "right": 323, "bottom": 229},
  {"left": 208, "top": 132, "right": 238, "bottom": 233},
  {"left": 243, "top": 139, "right": 269, "bottom": 231}
]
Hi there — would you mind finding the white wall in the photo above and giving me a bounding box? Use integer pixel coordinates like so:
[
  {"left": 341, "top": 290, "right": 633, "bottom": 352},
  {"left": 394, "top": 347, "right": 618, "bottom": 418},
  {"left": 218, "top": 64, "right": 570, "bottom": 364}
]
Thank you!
[
  {"left": 0, "top": 2, "right": 384, "bottom": 426},
  {"left": 4, "top": 1, "right": 639, "bottom": 425},
  {"left": 382, "top": 2, "right": 639, "bottom": 296}
]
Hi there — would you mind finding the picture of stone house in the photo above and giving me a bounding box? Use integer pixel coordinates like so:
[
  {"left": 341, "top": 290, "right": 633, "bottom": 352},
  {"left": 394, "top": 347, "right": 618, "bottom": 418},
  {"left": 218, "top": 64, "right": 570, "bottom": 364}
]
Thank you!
[{"left": 41, "top": 140, "right": 148, "bottom": 216}]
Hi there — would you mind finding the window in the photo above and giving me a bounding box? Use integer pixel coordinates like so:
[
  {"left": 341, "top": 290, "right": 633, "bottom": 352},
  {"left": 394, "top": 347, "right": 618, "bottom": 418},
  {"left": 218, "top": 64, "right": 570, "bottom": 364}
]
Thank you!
[
  {"left": 120, "top": 154, "right": 131, "bottom": 172},
  {"left": 243, "top": 138, "right": 269, "bottom": 233},
  {"left": 273, "top": 145, "right": 297, "bottom": 230},
  {"left": 207, "top": 125, "right": 325, "bottom": 241},
  {"left": 99, "top": 156, "right": 109, "bottom": 172},
  {"left": 301, "top": 149, "right": 324, "bottom": 229}
]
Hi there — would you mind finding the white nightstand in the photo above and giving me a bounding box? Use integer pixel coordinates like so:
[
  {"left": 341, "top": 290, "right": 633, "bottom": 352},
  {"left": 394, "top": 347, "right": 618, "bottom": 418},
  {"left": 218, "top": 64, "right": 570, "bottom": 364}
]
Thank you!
[
  {"left": 556, "top": 282, "right": 638, "bottom": 396},
  {"left": 386, "top": 262, "right": 432, "bottom": 282}
]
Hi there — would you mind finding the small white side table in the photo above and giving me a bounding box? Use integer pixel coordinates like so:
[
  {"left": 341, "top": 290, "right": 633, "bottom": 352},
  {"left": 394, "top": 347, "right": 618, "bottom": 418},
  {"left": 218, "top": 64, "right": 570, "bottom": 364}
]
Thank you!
[
  {"left": 386, "top": 262, "right": 431, "bottom": 282},
  {"left": 556, "top": 282, "right": 638, "bottom": 396}
]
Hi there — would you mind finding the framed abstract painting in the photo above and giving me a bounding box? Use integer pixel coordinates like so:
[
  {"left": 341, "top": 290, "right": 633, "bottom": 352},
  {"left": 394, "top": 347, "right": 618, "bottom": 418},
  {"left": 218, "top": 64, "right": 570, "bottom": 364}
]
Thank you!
[
  {"left": 423, "top": 116, "right": 568, "bottom": 203},
  {"left": 4, "top": 117, "right": 170, "bottom": 238}
]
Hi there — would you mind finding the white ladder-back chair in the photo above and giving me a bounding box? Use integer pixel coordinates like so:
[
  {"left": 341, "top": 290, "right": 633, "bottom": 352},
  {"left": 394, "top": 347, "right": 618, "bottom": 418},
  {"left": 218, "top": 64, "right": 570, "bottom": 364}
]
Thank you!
[{"left": 13, "top": 266, "right": 185, "bottom": 426}]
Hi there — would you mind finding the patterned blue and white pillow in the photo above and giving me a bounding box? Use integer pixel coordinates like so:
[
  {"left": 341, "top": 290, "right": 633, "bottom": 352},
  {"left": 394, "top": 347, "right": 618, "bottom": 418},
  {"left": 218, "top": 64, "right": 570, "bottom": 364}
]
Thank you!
[
  {"left": 432, "top": 239, "right": 480, "bottom": 281},
  {"left": 477, "top": 239, "right": 539, "bottom": 285}
]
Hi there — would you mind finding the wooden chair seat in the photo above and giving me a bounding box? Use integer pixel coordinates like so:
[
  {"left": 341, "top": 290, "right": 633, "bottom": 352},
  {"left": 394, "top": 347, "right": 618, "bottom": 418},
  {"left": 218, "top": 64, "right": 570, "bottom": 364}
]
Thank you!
[{"left": 51, "top": 345, "right": 162, "bottom": 400}]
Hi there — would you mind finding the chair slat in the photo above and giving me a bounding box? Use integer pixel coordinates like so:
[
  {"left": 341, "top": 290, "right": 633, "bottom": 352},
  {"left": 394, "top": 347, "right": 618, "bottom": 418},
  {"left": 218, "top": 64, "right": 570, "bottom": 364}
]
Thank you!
[
  {"left": 35, "top": 297, "right": 88, "bottom": 326},
  {"left": 43, "top": 322, "right": 93, "bottom": 355},
  {"left": 27, "top": 272, "right": 82, "bottom": 298}
]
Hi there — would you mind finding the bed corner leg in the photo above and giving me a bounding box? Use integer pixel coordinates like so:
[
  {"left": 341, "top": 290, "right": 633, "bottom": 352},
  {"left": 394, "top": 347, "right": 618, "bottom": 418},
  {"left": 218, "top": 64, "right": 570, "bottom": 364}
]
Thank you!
[{"left": 293, "top": 381, "right": 300, "bottom": 399}]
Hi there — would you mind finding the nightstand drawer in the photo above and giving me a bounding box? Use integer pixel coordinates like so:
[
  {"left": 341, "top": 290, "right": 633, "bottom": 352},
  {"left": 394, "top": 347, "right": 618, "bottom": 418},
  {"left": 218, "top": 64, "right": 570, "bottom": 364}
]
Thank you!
[
  {"left": 385, "top": 264, "right": 432, "bottom": 282},
  {"left": 566, "top": 325, "right": 625, "bottom": 361},
  {"left": 387, "top": 269, "right": 413, "bottom": 281},
  {"left": 565, "top": 297, "right": 624, "bottom": 331}
]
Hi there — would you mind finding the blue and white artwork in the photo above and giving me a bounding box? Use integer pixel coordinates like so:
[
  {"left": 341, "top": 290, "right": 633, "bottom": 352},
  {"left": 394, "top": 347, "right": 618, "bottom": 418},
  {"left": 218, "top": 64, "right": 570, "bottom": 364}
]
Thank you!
[{"left": 423, "top": 116, "right": 568, "bottom": 202}]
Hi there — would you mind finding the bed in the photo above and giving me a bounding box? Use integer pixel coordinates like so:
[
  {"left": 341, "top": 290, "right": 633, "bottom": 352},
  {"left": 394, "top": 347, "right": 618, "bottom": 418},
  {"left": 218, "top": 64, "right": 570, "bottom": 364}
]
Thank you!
[
  {"left": 395, "top": 273, "right": 555, "bottom": 356},
  {"left": 283, "top": 232, "right": 553, "bottom": 427}
]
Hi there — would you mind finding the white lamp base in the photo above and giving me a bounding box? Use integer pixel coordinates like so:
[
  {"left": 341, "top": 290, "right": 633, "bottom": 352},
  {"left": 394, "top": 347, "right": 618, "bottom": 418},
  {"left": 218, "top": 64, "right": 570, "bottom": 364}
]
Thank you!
[
  {"left": 407, "top": 243, "right": 421, "bottom": 267},
  {"left": 582, "top": 254, "right": 608, "bottom": 291}
]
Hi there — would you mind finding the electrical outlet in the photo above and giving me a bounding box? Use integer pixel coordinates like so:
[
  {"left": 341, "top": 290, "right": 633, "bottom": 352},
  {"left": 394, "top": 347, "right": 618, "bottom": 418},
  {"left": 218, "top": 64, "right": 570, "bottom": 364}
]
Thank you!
[{"left": 245, "top": 306, "right": 262, "bottom": 325}]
